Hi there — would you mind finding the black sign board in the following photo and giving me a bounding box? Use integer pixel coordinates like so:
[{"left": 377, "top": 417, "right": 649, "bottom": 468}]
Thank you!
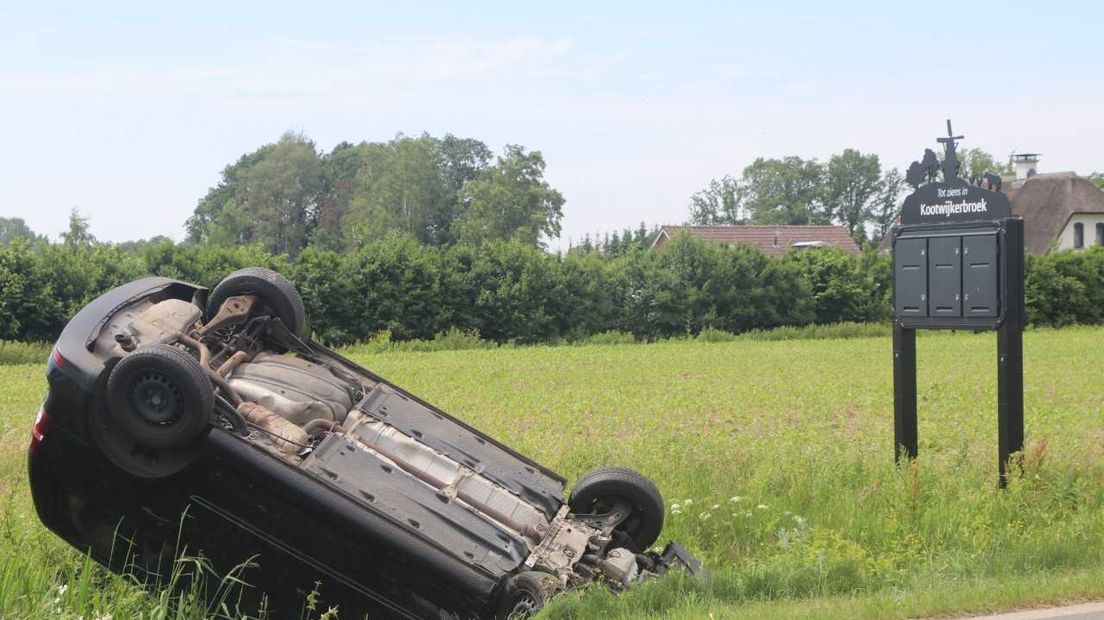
[
  {"left": 891, "top": 121, "right": 1025, "bottom": 487},
  {"left": 901, "top": 180, "right": 1011, "bottom": 224}
]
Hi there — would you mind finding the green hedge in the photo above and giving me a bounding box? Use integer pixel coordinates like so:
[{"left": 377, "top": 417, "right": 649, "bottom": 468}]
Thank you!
[{"left": 1, "top": 236, "right": 1101, "bottom": 346}]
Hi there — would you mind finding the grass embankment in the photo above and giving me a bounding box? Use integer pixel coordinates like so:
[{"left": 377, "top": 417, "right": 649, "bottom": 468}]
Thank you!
[{"left": 0, "top": 328, "right": 1102, "bottom": 618}]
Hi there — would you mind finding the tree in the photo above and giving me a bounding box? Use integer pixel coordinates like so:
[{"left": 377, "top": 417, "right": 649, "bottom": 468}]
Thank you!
[
  {"left": 433, "top": 134, "right": 492, "bottom": 203},
  {"left": 958, "top": 148, "right": 1013, "bottom": 182},
  {"left": 205, "top": 200, "right": 253, "bottom": 247},
  {"left": 185, "top": 133, "right": 322, "bottom": 256},
  {"left": 822, "top": 149, "right": 882, "bottom": 243},
  {"left": 343, "top": 135, "right": 449, "bottom": 246},
  {"left": 0, "top": 217, "right": 45, "bottom": 246},
  {"left": 742, "top": 157, "right": 826, "bottom": 225},
  {"left": 869, "top": 168, "right": 906, "bottom": 245},
  {"left": 1088, "top": 172, "right": 1104, "bottom": 191},
  {"left": 186, "top": 143, "right": 277, "bottom": 243},
  {"left": 688, "top": 175, "right": 746, "bottom": 225},
  {"left": 237, "top": 133, "right": 323, "bottom": 256},
  {"left": 312, "top": 141, "right": 365, "bottom": 250},
  {"left": 338, "top": 134, "right": 492, "bottom": 248},
  {"left": 454, "top": 145, "right": 564, "bottom": 247},
  {"left": 60, "top": 208, "right": 96, "bottom": 249},
  {"left": 429, "top": 134, "right": 493, "bottom": 245}
]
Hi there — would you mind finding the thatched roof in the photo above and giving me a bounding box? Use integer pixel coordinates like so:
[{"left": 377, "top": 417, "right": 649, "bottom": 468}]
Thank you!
[
  {"left": 1005, "top": 172, "right": 1104, "bottom": 254},
  {"left": 651, "top": 225, "right": 861, "bottom": 256}
]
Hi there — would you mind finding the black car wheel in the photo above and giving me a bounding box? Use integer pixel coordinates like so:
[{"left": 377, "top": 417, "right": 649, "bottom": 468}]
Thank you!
[
  {"left": 207, "top": 267, "right": 306, "bottom": 337},
  {"left": 106, "top": 344, "right": 213, "bottom": 450},
  {"left": 496, "top": 571, "right": 561, "bottom": 619},
  {"left": 567, "top": 467, "right": 665, "bottom": 552}
]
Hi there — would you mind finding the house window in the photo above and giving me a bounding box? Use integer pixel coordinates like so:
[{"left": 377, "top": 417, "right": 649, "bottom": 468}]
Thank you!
[
  {"left": 1097, "top": 223, "right": 1104, "bottom": 246},
  {"left": 1074, "top": 223, "right": 1084, "bottom": 248}
]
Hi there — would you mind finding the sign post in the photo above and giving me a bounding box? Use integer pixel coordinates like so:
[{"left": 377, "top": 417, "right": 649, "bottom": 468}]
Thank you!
[{"left": 892, "top": 121, "right": 1025, "bottom": 487}]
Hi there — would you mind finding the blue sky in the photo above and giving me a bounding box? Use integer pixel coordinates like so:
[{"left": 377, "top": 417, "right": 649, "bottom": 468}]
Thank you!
[{"left": 2, "top": 0, "right": 1101, "bottom": 247}]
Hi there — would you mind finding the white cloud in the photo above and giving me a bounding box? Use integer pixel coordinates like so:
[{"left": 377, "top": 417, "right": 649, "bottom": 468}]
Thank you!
[{"left": 0, "top": 35, "right": 581, "bottom": 107}]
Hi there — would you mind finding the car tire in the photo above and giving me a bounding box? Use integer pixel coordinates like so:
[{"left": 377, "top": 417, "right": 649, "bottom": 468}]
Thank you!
[
  {"left": 207, "top": 267, "right": 306, "bottom": 337},
  {"left": 496, "top": 571, "right": 561, "bottom": 619},
  {"left": 568, "top": 467, "right": 665, "bottom": 552},
  {"left": 106, "top": 344, "right": 213, "bottom": 450}
]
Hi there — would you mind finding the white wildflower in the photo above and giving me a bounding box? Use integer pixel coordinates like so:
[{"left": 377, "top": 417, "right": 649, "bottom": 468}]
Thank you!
[
  {"left": 671, "top": 503, "right": 681, "bottom": 512},
  {"left": 729, "top": 496, "right": 743, "bottom": 503},
  {"left": 683, "top": 498, "right": 693, "bottom": 506},
  {"left": 756, "top": 504, "right": 769, "bottom": 510},
  {"left": 711, "top": 504, "right": 720, "bottom": 510}
]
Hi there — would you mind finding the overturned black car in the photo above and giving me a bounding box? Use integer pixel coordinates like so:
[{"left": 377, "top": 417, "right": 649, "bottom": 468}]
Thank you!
[{"left": 28, "top": 268, "right": 700, "bottom": 619}]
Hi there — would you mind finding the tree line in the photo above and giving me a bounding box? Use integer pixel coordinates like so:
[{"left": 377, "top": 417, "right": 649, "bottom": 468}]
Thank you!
[
  {"left": 4, "top": 131, "right": 1069, "bottom": 258},
  {"left": 3, "top": 233, "right": 1103, "bottom": 346}
]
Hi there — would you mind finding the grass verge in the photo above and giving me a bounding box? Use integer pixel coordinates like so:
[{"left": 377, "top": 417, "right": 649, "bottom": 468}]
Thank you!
[{"left": 0, "top": 327, "right": 1102, "bottom": 617}]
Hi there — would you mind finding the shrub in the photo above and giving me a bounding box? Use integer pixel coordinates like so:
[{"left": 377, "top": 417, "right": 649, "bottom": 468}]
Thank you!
[
  {"left": 0, "top": 341, "right": 51, "bottom": 365},
  {"left": 738, "top": 322, "right": 891, "bottom": 341},
  {"left": 695, "top": 326, "right": 739, "bottom": 342},
  {"left": 413, "top": 327, "right": 486, "bottom": 352},
  {"left": 581, "top": 330, "right": 638, "bottom": 345},
  {"left": 783, "top": 247, "right": 891, "bottom": 324},
  {"left": 1025, "top": 248, "right": 1104, "bottom": 326}
]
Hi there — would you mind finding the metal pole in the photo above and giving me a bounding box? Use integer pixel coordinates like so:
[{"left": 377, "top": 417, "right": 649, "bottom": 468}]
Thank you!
[
  {"left": 997, "top": 219, "right": 1026, "bottom": 488},
  {"left": 893, "top": 324, "right": 918, "bottom": 462},
  {"left": 996, "top": 323, "right": 1024, "bottom": 487}
]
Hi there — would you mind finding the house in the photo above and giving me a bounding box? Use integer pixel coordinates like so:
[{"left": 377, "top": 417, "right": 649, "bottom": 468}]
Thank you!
[
  {"left": 649, "top": 225, "right": 861, "bottom": 256},
  {"left": 1005, "top": 169, "right": 1104, "bottom": 254}
]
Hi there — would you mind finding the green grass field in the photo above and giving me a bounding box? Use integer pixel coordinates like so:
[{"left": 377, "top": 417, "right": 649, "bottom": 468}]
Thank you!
[{"left": 1, "top": 328, "right": 1103, "bottom": 618}]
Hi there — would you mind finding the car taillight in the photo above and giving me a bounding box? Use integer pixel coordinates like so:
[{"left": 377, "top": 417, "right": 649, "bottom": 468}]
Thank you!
[
  {"left": 29, "top": 408, "right": 51, "bottom": 455},
  {"left": 47, "top": 347, "right": 65, "bottom": 375}
]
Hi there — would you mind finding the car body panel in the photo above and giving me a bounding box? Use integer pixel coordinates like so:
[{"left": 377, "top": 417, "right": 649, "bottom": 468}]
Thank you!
[
  {"left": 53, "top": 277, "right": 202, "bottom": 390},
  {"left": 353, "top": 384, "right": 563, "bottom": 518}
]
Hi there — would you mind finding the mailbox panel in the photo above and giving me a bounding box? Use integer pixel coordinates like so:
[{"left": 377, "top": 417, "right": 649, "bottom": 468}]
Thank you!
[
  {"left": 894, "top": 238, "right": 927, "bottom": 317},
  {"left": 962, "top": 234, "right": 999, "bottom": 317},
  {"left": 927, "top": 236, "right": 962, "bottom": 317}
]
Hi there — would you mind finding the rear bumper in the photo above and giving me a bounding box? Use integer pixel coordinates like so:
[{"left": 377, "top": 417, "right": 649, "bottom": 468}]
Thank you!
[{"left": 27, "top": 436, "right": 63, "bottom": 537}]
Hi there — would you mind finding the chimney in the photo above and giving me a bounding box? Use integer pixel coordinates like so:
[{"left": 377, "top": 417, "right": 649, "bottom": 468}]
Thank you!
[{"left": 1012, "top": 153, "right": 1040, "bottom": 181}]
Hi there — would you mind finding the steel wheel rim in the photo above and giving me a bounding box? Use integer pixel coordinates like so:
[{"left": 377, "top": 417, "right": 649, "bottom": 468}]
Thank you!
[
  {"left": 128, "top": 370, "right": 185, "bottom": 426},
  {"left": 509, "top": 591, "right": 540, "bottom": 617}
]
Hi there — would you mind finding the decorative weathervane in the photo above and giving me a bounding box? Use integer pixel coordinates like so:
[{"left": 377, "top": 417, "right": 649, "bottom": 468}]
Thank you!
[
  {"left": 905, "top": 119, "right": 1001, "bottom": 192},
  {"left": 936, "top": 120, "right": 963, "bottom": 183}
]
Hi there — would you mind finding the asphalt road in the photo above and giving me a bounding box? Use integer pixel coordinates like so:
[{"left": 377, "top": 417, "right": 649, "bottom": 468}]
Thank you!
[{"left": 963, "top": 602, "right": 1104, "bottom": 620}]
